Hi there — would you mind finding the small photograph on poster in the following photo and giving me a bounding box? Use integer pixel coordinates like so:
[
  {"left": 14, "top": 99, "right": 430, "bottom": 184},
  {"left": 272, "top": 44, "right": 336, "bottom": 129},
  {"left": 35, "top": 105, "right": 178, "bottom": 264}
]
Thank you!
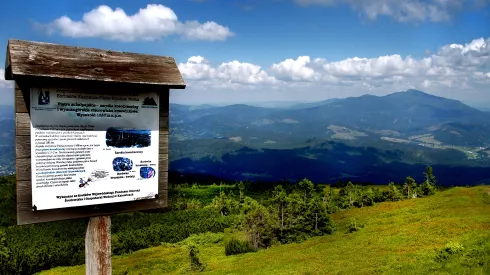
[
  {"left": 37, "top": 90, "right": 51, "bottom": 105},
  {"left": 106, "top": 127, "right": 151, "bottom": 148},
  {"left": 113, "top": 157, "right": 134, "bottom": 171},
  {"left": 90, "top": 169, "right": 110, "bottom": 181},
  {"left": 140, "top": 167, "right": 156, "bottom": 179}
]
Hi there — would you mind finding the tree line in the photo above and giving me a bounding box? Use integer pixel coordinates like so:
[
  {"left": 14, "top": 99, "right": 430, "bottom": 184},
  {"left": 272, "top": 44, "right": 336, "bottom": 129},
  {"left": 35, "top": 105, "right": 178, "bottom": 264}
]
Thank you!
[{"left": 206, "top": 166, "right": 439, "bottom": 253}]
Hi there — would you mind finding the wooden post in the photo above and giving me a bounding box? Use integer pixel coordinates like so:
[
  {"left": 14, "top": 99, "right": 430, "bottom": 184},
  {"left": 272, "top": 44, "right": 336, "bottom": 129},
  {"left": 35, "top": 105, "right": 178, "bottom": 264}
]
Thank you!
[{"left": 85, "top": 216, "right": 111, "bottom": 275}]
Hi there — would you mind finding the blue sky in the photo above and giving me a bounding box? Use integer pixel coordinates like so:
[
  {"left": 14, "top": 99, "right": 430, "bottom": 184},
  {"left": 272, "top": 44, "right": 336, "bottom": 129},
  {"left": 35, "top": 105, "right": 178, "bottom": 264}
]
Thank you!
[{"left": 1, "top": 0, "right": 490, "bottom": 106}]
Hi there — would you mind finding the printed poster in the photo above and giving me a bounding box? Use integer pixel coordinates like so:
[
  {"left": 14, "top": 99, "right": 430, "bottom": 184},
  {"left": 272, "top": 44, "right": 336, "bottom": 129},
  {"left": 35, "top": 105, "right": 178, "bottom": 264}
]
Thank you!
[{"left": 30, "top": 87, "right": 160, "bottom": 210}]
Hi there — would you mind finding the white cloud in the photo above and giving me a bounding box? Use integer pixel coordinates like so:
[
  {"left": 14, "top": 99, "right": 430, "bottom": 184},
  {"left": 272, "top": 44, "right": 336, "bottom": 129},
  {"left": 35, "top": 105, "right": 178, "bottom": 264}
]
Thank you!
[
  {"left": 294, "top": 0, "right": 484, "bottom": 23},
  {"left": 39, "top": 4, "right": 234, "bottom": 42},
  {"left": 176, "top": 36, "right": 490, "bottom": 104},
  {"left": 0, "top": 69, "right": 14, "bottom": 89},
  {"left": 178, "top": 56, "right": 278, "bottom": 90}
]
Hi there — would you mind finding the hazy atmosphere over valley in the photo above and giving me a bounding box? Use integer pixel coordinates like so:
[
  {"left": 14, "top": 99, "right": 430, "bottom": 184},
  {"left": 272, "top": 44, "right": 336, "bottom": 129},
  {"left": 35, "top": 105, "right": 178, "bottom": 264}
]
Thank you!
[
  {"left": 0, "top": 1, "right": 490, "bottom": 274},
  {"left": 2, "top": 0, "right": 490, "bottom": 185}
]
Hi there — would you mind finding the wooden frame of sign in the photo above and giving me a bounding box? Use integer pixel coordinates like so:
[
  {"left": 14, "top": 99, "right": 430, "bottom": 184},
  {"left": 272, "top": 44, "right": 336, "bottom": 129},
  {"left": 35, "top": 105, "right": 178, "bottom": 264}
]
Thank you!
[{"left": 4, "top": 39, "right": 186, "bottom": 226}]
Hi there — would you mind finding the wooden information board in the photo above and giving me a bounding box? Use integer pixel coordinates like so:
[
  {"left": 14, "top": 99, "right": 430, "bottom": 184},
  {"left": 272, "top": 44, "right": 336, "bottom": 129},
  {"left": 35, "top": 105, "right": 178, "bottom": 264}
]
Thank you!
[{"left": 5, "top": 39, "right": 186, "bottom": 225}]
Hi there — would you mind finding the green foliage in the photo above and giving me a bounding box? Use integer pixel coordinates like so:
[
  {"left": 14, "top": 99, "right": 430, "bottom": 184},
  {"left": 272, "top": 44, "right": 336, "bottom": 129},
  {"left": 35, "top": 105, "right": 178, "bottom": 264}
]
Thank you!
[
  {"left": 236, "top": 181, "right": 246, "bottom": 202},
  {"left": 0, "top": 167, "right": 443, "bottom": 274},
  {"left": 0, "top": 181, "right": 15, "bottom": 227},
  {"left": 0, "top": 206, "right": 234, "bottom": 274},
  {"left": 433, "top": 237, "right": 490, "bottom": 273},
  {"left": 0, "top": 230, "right": 9, "bottom": 261},
  {"left": 297, "top": 178, "right": 315, "bottom": 203},
  {"left": 224, "top": 238, "right": 256, "bottom": 256},
  {"left": 1, "top": 219, "right": 86, "bottom": 275},
  {"left": 347, "top": 218, "right": 364, "bottom": 233},
  {"left": 424, "top": 165, "right": 437, "bottom": 186},
  {"left": 385, "top": 182, "right": 403, "bottom": 202},
  {"left": 418, "top": 180, "right": 437, "bottom": 197},
  {"left": 243, "top": 203, "right": 277, "bottom": 249},
  {"left": 209, "top": 191, "right": 240, "bottom": 216},
  {"left": 403, "top": 176, "right": 418, "bottom": 199},
  {"left": 111, "top": 209, "right": 235, "bottom": 255},
  {"left": 187, "top": 242, "right": 205, "bottom": 272},
  {"left": 180, "top": 232, "right": 225, "bottom": 246}
]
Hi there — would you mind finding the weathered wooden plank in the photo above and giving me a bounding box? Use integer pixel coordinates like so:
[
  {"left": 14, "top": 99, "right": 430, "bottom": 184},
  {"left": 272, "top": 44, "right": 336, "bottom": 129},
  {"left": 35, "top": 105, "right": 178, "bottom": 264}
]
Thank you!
[
  {"left": 15, "top": 112, "right": 30, "bottom": 136},
  {"left": 159, "top": 133, "right": 169, "bottom": 153},
  {"left": 159, "top": 154, "right": 169, "bottom": 189},
  {"left": 159, "top": 154, "right": 169, "bottom": 171},
  {"left": 16, "top": 158, "right": 30, "bottom": 181},
  {"left": 159, "top": 116, "right": 169, "bottom": 134},
  {"left": 15, "top": 83, "right": 29, "bottom": 113},
  {"left": 17, "top": 177, "right": 168, "bottom": 225},
  {"left": 15, "top": 135, "right": 30, "bottom": 159},
  {"left": 6, "top": 39, "right": 186, "bottom": 88},
  {"left": 86, "top": 216, "right": 111, "bottom": 275}
]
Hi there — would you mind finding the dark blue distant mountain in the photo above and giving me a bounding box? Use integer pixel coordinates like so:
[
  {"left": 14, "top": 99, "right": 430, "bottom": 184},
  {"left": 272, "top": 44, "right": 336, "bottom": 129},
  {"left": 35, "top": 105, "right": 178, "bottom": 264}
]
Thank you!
[
  {"left": 168, "top": 89, "right": 490, "bottom": 186},
  {"left": 2, "top": 90, "right": 490, "bottom": 184}
]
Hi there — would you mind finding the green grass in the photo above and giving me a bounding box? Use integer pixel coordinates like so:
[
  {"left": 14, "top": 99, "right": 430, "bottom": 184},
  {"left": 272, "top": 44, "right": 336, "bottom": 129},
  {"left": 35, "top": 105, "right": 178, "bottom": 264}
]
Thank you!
[{"left": 41, "top": 186, "right": 490, "bottom": 275}]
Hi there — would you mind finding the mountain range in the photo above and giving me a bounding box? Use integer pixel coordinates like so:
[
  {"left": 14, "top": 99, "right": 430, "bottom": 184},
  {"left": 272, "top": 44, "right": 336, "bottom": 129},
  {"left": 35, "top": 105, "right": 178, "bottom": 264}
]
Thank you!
[
  {"left": 0, "top": 89, "right": 489, "bottom": 185},
  {"left": 169, "top": 89, "right": 490, "bottom": 186}
]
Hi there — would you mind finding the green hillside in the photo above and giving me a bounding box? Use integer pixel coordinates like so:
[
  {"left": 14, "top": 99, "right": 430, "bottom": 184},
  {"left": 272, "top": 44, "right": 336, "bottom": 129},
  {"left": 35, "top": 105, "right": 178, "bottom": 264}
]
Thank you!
[{"left": 41, "top": 185, "right": 490, "bottom": 275}]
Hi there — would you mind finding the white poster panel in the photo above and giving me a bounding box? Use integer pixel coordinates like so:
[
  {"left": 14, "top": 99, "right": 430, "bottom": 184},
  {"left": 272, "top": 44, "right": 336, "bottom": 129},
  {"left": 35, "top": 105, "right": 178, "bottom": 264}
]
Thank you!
[{"left": 30, "top": 87, "right": 159, "bottom": 210}]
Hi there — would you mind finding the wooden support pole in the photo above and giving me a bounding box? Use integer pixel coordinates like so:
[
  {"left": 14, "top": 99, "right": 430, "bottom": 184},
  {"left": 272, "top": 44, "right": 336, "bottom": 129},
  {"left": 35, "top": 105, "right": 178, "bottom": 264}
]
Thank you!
[{"left": 85, "top": 216, "right": 112, "bottom": 275}]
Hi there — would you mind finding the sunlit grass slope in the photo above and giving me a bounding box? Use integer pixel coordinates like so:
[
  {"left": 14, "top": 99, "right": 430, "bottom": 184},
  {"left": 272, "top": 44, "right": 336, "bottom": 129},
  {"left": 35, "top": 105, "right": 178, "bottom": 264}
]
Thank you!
[{"left": 41, "top": 186, "right": 490, "bottom": 275}]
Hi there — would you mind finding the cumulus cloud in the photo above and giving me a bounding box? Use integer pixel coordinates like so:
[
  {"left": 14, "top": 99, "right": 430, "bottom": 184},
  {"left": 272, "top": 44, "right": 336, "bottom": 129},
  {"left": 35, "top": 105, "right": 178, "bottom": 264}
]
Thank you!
[
  {"left": 177, "top": 36, "right": 490, "bottom": 103},
  {"left": 0, "top": 69, "right": 14, "bottom": 89},
  {"left": 178, "top": 56, "right": 278, "bottom": 90},
  {"left": 38, "top": 4, "right": 234, "bottom": 42},
  {"left": 294, "top": 0, "right": 485, "bottom": 22}
]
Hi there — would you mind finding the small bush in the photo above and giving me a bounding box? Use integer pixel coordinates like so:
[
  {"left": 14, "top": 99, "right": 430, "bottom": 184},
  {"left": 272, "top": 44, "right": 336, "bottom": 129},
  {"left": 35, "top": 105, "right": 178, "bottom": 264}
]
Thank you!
[
  {"left": 348, "top": 218, "right": 364, "bottom": 233},
  {"left": 224, "top": 238, "right": 256, "bottom": 256},
  {"left": 436, "top": 241, "right": 465, "bottom": 262},
  {"left": 188, "top": 243, "right": 205, "bottom": 272}
]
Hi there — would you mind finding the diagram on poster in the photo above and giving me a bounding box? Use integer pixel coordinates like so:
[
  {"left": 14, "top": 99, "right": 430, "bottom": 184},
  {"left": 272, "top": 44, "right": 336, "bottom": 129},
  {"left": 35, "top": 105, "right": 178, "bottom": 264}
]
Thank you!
[{"left": 30, "top": 88, "right": 160, "bottom": 210}]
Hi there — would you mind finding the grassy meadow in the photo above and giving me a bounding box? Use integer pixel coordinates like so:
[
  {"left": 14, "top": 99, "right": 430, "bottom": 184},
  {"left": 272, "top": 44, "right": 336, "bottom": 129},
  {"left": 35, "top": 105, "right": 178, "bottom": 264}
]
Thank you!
[{"left": 41, "top": 185, "right": 490, "bottom": 275}]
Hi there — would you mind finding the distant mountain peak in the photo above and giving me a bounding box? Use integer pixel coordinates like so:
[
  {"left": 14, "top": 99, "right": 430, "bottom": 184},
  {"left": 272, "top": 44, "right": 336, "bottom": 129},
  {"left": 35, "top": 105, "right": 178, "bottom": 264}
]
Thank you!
[
  {"left": 405, "top": 89, "right": 426, "bottom": 94},
  {"left": 384, "top": 89, "right": 442, "bottom": 100}
]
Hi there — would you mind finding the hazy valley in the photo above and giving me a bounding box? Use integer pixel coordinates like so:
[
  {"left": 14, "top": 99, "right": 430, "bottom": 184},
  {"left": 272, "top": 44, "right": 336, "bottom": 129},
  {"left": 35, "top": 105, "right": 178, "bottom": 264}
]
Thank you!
[
  {"left": 169, "top": 89, "right": 490, "bottom": 186},
  {"left": 1, "top": 89, "right": 490, "bottom": 186}
]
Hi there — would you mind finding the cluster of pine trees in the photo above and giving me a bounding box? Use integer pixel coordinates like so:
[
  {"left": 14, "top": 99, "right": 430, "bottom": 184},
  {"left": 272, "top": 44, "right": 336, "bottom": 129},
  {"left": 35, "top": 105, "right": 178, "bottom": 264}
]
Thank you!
[
  {"left": 327, "top": 166, "right": 438, "bottom": 211},
  {"left": 207, "top": 166, "right": 438, "bottom": 252},
  {"left": 208, "top": 178, "right": 335, "bottom": 250}
]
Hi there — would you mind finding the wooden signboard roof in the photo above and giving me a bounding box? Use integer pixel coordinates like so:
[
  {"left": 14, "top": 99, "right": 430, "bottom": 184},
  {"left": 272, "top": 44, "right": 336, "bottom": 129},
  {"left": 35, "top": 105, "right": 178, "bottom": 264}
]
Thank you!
[{"left": 4, "top": 39, "right": 186, "bottom": 89}]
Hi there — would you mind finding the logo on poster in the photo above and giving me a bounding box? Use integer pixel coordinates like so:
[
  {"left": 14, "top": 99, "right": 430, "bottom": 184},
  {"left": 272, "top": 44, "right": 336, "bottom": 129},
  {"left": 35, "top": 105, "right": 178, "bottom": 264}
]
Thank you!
[
  {"left": 141, "top": 96, "right": 158, "bottom": 109},
  {"left": 38, "top": 90, "right": 50, "bottom": 105}
]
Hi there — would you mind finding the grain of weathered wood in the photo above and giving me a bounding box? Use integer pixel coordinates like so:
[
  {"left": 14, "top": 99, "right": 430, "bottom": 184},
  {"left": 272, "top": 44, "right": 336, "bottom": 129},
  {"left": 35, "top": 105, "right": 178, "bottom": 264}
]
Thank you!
[
  {"left": 16, "top": 158, "right": 30, "bottom": 181},
  {"left": 159, "top": 154, "right": 169, "bottom": 171},
  {"left": 86, "top": 216, "right": 111, "bottom": 275},
  {"left": 15, "top": 83, "right": 28, "bottom": 113},
  {"left": 15, "top": 136, "right": 30, "bottom": 159},
  {"left": 17, "top": 178, "right": 168, "bottom": 225},
  {"left": 159, "top": 115, "right": 169, "bottom": 133},
  {"left": 159, "top": 153, "right": 169, "bottom": 187},
  {"left": 6, "top": 39, "right": 186, "bottom": 89},
  {"left": 15, "top": 112, "right": 30, "bottom": 136},
  {"left": 159, "top": 133, "right": 169, "bottom": 152}
]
